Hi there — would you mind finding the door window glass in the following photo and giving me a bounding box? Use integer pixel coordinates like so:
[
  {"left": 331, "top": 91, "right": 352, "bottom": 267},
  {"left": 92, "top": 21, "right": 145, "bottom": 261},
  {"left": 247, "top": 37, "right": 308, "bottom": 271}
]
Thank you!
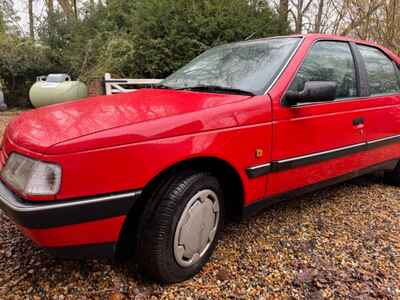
[
  {"left": 288, "top": 41, "right": 357, "bottom": 99},
  {"left": 357, "top": 45, "right": 400, "bottom": 95}
]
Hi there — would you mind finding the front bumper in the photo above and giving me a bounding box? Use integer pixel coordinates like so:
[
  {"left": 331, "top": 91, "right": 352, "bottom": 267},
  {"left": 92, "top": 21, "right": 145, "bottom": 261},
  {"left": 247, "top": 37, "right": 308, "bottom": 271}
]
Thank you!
[{"left": 0, "top": 180, "right": 142, "bottom": 258}]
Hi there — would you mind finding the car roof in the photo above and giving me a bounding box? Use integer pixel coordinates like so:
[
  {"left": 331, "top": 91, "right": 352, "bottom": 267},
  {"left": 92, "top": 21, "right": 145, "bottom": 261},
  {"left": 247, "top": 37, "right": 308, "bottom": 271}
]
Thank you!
[
  {"left": 250, "top": 33, "right": 378, "bottom": 47},
  {"left": 302, "top": 33, "right": 377, "bottom": 45},
  {"left": 246, "top": 34, "right": 400, "bottom": 65}
]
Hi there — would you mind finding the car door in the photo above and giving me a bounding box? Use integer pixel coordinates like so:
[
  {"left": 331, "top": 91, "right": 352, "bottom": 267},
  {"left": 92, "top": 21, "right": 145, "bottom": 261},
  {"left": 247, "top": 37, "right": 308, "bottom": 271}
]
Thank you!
[
  {"left": 266, "top": 40, "right": 369, "bottom": 197},
  {"left": 353, "top": 44, "right": 400, "bottom": 167}
]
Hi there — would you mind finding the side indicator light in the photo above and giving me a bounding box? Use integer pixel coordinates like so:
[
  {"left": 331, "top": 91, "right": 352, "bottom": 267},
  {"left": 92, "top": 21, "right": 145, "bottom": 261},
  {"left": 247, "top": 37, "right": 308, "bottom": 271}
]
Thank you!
[{"left": 255, "top": 148, "right": 263, "bottom": 158}]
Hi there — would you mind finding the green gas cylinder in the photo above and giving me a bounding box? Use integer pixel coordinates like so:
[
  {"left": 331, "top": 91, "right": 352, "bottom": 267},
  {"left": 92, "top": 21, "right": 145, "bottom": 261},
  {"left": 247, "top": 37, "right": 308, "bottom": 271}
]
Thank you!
[{"left": 29, "top": 74, "right": 88, "bottom": 108}]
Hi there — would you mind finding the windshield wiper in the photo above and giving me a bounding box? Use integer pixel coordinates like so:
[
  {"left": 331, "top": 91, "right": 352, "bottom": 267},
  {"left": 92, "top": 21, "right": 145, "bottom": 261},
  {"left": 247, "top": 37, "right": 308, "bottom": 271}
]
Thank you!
[
  {"left": 177, "top": 85, "right": 255, "bottom": 96},
  {"left": 151, "top": 83, "right": 175, "bottom": 90}
]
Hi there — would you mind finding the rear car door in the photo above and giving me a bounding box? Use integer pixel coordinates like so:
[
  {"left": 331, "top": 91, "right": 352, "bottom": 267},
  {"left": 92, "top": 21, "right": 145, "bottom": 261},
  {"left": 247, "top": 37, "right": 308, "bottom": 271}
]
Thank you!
[
  {"left": 267, "top": 40, "right": 368, "bottom": 196},
  {"left": 353, "top": 44, "right": 400, "bottom": 167}
]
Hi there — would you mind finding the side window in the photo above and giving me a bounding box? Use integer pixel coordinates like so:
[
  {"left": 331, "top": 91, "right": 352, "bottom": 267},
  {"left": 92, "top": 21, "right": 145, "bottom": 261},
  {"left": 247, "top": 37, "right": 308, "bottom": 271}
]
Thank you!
[
  {"left": 288, "top": 41, "right": 357, "bottom": 99},
  {"left": 357, "top": 45, "right": 400, "bottom": 95}
]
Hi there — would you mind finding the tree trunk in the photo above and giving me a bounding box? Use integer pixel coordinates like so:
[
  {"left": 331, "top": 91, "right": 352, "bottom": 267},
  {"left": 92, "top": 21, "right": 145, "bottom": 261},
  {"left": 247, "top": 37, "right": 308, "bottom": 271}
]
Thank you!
[
  {"left": 386, "top": 0, "right": 396, "bottom": 46},
  {"left": 28, "top": 0, "right": 34, "bottom": 39},
  {"left": 57, "top": 0, "right": 75, "bottom": 18},
  {"left": 46, "top": 0, "right": 54, "bottom": 28},
  {"left": 341, "top": 2, "right": 383, "bottom": 36},
  {"left": 47, "top": 0, "right": 54, "bottom": 12},
  {"left": 279, "top": 0, "right": 289, "bottom": 26},
  {"left": 0, "top": 5, "right": 5, "bottom": 33},
  {"left": 314, "top": 0, "right": 324, "bottom": 33},
  {"left": 46, "top": 0, "right": 54, "bottom": 21},
  {"left": 295, "top": 0, "right": 304, "bottom": 33},
  {"left": 73, "top": 0, "right": 78, "bottom": 19},
  {"left": 295, "top": 12, "right": 303, "bottom": 33}
]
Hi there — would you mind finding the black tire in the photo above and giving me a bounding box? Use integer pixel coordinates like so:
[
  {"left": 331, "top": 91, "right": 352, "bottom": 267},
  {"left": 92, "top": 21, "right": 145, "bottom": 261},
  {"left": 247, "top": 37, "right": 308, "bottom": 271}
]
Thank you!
[
  {"left": 136, "top": 171, "right": 224, "bottom": 283},
  {"left": 383, "top": 162, "right": 400, "bottom": 186}
]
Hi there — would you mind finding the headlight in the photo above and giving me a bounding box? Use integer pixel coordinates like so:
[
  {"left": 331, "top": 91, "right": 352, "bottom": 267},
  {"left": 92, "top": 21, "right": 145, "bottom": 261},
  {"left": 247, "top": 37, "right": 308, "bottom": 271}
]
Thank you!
[{"left": 1, "top": 153, "right": 61, "bottom": 196}]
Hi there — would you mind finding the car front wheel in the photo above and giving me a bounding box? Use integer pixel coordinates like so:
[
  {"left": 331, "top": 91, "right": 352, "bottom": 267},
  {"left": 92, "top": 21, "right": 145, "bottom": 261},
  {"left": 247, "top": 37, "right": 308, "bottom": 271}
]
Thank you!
[{"left": 136, "top": 171, "right": 224, "bottom": 283}]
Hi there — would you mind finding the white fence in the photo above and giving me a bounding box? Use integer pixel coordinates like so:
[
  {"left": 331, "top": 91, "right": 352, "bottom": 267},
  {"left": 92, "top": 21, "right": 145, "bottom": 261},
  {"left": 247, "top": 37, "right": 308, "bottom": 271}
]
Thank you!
[{"left": 104, "top": 73, "right": 162, "bottom": 95}]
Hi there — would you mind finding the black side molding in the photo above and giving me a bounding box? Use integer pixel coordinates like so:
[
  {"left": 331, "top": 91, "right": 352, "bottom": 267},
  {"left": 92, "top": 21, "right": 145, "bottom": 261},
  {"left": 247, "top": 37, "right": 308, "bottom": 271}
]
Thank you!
[
  {"left": 273, "top": 142, "right": 366, "bottom": 172},
  {"left": 246, "top": 163, "right": 271, "bottom": 178},
  {"left": 243, "top": 158, "right": 398, "bottom": 217},
  {"left": 367, "top": 134, "right": 400, "bottom": 150},
  {"left": 246, "top": 134, "right": 400, "bottom": 178}
]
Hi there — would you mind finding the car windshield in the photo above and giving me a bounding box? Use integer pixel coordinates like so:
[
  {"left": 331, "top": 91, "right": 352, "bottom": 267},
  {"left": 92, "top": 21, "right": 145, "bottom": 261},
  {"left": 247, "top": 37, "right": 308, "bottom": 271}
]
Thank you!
[{"left": 159, "top": 37, "right": 301, "bottom": 95}]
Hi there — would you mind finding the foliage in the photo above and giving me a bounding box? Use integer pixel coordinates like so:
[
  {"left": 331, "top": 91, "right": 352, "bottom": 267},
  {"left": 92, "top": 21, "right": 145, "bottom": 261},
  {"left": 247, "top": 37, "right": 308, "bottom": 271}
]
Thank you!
[
  {"left": 42, "top": 0, "right": 286, "bottom": 79},
  {"left": 0, "top": 36, "right": 56, "bottom": 106},
  {"left": 0, "top": 0, "right": 286, "bottom": 106},
  {"left": 130, "top": 0, "right": 286, "bottom": 78},
  {"left": 0, "top": 0, "right": 19, "bottom": 34}
]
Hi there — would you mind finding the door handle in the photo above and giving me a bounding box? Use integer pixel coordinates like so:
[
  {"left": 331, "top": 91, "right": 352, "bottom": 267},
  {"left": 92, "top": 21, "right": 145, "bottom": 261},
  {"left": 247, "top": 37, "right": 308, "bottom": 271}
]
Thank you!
[{"left": 352, "top": 117, "right": 364, "bottom": 126}]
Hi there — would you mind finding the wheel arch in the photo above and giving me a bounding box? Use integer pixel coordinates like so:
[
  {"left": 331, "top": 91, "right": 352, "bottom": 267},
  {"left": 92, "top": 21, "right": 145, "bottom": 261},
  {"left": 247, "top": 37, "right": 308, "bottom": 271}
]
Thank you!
[{"left": 115, "top": 156, "right": 245, "bottom": 259}]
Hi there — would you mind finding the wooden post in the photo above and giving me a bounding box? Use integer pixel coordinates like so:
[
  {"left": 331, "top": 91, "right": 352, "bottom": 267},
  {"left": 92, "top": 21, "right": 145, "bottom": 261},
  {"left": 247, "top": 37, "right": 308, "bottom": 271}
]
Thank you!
[{"left": 104, "top": 73, "right": 112, "bottom": 96}]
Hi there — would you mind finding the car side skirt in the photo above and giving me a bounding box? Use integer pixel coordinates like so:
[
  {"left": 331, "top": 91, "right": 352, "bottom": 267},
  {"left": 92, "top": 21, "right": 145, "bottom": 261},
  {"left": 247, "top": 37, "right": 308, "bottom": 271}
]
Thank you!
[{"left": 243, "top": 158, "right": 398, "bottom": 217}]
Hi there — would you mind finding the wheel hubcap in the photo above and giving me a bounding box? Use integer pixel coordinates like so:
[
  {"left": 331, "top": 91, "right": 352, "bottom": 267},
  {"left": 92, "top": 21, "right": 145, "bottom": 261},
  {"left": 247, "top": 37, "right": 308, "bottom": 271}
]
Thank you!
[{"left": 173, "top": 189, "right": 220, "bottom": 267}]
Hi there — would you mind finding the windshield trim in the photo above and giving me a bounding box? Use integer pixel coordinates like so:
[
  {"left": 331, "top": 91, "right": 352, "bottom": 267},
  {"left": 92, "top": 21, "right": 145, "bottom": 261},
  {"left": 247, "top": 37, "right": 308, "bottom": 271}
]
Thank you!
[
  {"left": 224, "top": 35, "right": 303, "bottom": 48},
  {"left": 263, "top": 36, "right": 305, "bottom": 96}
]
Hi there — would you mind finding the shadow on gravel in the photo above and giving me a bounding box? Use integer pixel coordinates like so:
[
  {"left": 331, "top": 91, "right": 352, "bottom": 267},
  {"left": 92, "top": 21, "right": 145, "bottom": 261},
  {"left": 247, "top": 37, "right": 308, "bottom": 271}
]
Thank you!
[{"left": 228, "top": 172, "right": 382, "bottom": 227}]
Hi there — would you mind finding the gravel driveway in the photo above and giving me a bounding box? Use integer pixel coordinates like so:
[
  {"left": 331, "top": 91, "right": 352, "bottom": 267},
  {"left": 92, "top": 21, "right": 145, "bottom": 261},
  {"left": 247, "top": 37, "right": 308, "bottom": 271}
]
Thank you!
[{"left": 0, "top": 112, "right": 399, "bottom": 299}]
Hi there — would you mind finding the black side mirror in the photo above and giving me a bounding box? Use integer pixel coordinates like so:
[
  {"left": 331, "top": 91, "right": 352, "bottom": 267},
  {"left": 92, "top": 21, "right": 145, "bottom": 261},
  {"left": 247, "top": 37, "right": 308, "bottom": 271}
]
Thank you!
[{"left": 283, "top": 81, "right": 337, "bottom": 106}]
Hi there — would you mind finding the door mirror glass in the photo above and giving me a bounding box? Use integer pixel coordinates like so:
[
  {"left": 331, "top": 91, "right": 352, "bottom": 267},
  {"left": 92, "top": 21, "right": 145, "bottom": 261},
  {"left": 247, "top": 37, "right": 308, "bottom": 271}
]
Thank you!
[{"left": 284, "top": 81, "right": 337, "bottom": 106}]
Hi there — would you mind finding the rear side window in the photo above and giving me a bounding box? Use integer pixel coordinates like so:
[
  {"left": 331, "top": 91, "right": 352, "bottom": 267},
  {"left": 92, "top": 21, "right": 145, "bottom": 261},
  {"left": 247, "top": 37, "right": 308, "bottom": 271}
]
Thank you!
[
  {"left": 357, "top": 45, "right": 400, "bottom": 95},
  {"left": 288, "top": 41, "right": 357, "bottom": 99}
]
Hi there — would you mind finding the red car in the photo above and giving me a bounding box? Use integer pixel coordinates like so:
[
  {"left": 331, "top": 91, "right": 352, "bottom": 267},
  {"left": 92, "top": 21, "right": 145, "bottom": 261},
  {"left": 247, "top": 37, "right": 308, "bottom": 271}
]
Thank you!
[{"left": 0, "top": 34, "right": 399, "bottom": 283}]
